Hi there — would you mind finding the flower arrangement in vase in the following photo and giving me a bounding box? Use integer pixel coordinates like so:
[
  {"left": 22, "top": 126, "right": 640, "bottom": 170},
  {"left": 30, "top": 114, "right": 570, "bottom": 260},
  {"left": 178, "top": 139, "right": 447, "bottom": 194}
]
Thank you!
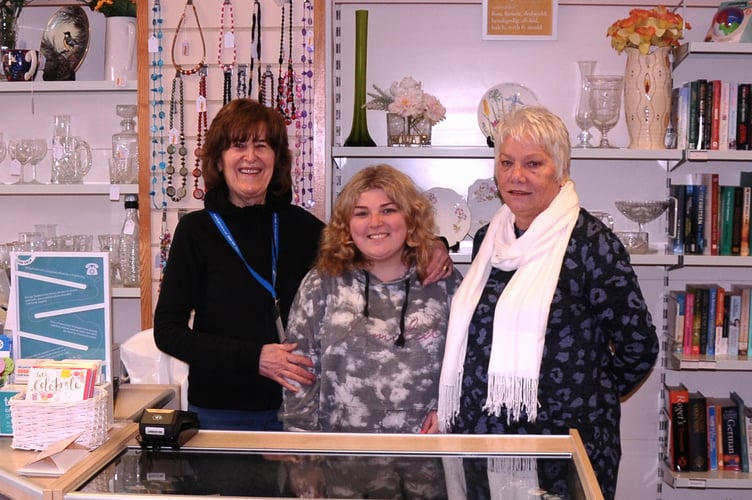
[
  {"left": 78, "top": 0, "right": 136, "bottom": 18},
  {"left": 365, "top": 77, "right": 446, "bottom": 146},
  {"left": 606, "top": 5, "right": 691, "bottom": 149}
]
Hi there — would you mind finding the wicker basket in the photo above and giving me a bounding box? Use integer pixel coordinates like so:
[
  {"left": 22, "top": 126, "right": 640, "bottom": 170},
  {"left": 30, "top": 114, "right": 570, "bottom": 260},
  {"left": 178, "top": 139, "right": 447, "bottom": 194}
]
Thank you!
[{"left": 9, "top": 387, "right": 109, "bottom": 451}]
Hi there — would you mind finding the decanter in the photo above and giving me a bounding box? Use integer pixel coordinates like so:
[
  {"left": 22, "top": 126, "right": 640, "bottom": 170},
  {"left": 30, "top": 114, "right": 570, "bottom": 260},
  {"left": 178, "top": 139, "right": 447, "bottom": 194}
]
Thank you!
[{"left": 112, "top": 104, "right": 138, "bottom": 182}]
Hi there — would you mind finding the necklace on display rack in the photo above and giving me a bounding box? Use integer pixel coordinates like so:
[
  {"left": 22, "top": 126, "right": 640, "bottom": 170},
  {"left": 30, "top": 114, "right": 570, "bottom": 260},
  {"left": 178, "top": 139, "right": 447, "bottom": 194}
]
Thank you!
[
  {"left": 217, "top": 0, "right": 237, "bottom": 106},
  {"left": 193, "top": 66, "right": 207, "bottom": 201},
  {"left": 149, "top": 0, "right": 168, "bottom": 211},
  {"left": 249, "top": 0, "right": 261, "bottom": 100},
  {"left": 276, "top": 0, "right": 296, "bottom": 123},
  {"left": 294, "top": 0, "right": 314, "bottom": 208},
  {"left": 166, "top": 71, "right": 188, "bottom": 202},
  {"left": 168, "top": 0, "right": 206, "bottom": 202},
  {"left": 259, "top": 64, "right": 275, "bottom": 108}
]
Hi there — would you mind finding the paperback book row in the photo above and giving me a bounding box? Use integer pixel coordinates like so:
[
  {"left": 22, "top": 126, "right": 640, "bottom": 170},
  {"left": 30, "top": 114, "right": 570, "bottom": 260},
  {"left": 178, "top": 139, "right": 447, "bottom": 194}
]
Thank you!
[
  {"left": 669, "top": 172, "right": 752, "bottom": 256},
  {"left": 664, "top": 384, "right": 752, "bottom": 474},
  {"left": 672, "top": 79, "right": 752, "bottom": 151},
  {"left": 668, "top": 284, "right": 752, "bottom": 357}
]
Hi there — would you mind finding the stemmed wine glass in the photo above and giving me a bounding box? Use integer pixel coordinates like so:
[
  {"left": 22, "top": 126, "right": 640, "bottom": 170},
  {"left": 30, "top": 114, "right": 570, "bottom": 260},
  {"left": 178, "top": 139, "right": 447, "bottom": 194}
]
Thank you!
[
  {"left": 8, "top": 139, "right": 33, "bottom": 184},
  {"left": 26, "top": 139, "right": 48, "bottom": 185},
  {"left": 587, "top": 75, "right": 624, "bottom": 148},
  {"left": 0, "top": 133, "right": 6, "bottom": 165},
  {"left": 574, "top": 61, "right": 596, "bottom": 148}
]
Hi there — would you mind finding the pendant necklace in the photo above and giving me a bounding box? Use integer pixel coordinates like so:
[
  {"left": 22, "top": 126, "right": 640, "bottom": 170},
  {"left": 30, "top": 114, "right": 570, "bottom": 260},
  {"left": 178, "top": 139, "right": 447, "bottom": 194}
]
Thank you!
[
  {"left": 166, "top": 71, "right": 187, "bottom": 202},
  {"left": 217, "top": 0, "right": 237, "bottom": 106},
  {"left": 236, "top": 64, "right": 248, "bottom": 99},
  {"left": 193, "top": 66, "right": 207, "bottom": 200},
  {"left": 168, "top": 0, "right": 206, "bottom": 202},
  {"left": 259, "top": 64, "right": 275, "bottom": 108},
  {"left": 249, "top": 0, "right": 261, "bottom": 99},
  {"left": 149, "top": 0, "right": 167, "bottom": 210},
  {"left": 170, "top": 0, "right": 206, "bottom": 77}
]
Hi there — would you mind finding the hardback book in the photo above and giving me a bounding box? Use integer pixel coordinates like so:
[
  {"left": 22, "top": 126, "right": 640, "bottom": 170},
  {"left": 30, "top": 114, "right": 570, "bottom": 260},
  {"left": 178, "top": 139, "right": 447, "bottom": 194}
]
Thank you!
[
  {"left": 688, "top": 80, "right": 701, "bottom": 150},
  {"left": 683, "top": 287, "right": 696, "bottom": 355},
  {"left": 720, "top": 398, "right": 742, "bottom": 471},
  {"left": 732, "top": 186, "right": 744, "bottom": 255},
  {"left": 697, "top": 79, "right": 711, "bottom": 150},
  {"left": 736, "top": 285, "right": 752, "bottom": 357},
  {"left": 705, "top": 285, "right": 718, "bottom": 356},
  {"left": 700, "top": 173, "right": 719, "bottom": 256},
  {"left": 684, "top": 184, "right": 698, "bottom": 255},
  {"left": 664, "top": 383, "right": 690, "bottom": 471},
  {"left": 730, "top": 391, "right": 749, "bottom": 472},
  {"left": 687, "top": 391, "right": 709, "bottom": 472}
]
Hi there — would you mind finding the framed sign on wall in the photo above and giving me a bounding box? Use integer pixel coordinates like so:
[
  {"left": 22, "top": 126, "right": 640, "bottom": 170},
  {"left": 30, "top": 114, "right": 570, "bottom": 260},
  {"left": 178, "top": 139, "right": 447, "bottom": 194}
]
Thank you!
[{"left": 482, "top": 0, "right": 558, "bottom": 40}]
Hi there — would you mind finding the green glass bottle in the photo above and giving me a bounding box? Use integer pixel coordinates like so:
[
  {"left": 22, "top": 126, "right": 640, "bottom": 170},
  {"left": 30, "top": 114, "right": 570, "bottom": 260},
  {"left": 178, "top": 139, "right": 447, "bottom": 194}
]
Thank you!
[{"left": 343, "top": 10, "right": 376, "bottom": 147}]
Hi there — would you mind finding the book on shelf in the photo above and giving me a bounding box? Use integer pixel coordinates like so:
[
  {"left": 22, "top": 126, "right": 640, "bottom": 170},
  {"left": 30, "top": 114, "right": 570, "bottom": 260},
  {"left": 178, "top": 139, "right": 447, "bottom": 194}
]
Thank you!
[
  {"left": 707, "top": 399, "right": 719, "bottom": 471},
  {"left": 687, "top": 391, "right": 709, "bottom": 472},
  {"left": 668, "top": 290, "right": 686, "bottom": 354},
  {"left": 706, "top": 285, "right": 719, "bottom": 356},
  {"left": 683, "top": 287, "right": 696, "bottom": 355},
  {"left": 720, "top": 397, "right": 742, "bottom": 471},
  {"left": 669, "top": 183, "right": 686, "bottom": 255},
  {"left": 737, "top": 83, "right": 751, "bottom": 150},
  {"left": 719, "top": 80, "right": 730, "bottom": 151},
  {"left": 728, "top": 81, "right": 739, "bottom": 150},
  {"left": 732, "top": 185, "right": 744, "bottom": 256},
  {"left": 730, "top": 391, "right": 749, "bottom": 473},
  {"left": 742, "top": 186, "right": 751, "bottom": 257},
  {"left": 727, "top": 292, "right": 742, "bottom": 357},
  {"left": 697, "top": 79, "right": 711, "bottom": 150},
  {"left": 715, "top": 286, "right": 727, "bottom": 356},
  {"left": 706, "top": 397, "right": 729, "bottom": 470},
  {"left": 673, "top": 85, "right": 690, "bottom": 151},
  {"left": 710, "top": 79, "right": 721, "bottom": 150},
  {"left": 664, "top": 383, "right": 690, "bottom": 472},
  {"left": 688, "top": 80, "right": 701, "bottom": 150},
  {"left": 720, "top": 185, "right": 736, "bottom": 256},
  {"left": 735, "top": 285, "right": 752, "bottom": 357}
]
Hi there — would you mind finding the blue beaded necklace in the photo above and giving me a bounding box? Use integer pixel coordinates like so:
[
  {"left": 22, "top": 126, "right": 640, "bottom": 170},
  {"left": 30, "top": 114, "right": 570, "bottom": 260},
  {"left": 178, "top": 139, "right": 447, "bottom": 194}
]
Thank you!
[{"left": 149, "top": 0, "right": 167, "bottom": 210}]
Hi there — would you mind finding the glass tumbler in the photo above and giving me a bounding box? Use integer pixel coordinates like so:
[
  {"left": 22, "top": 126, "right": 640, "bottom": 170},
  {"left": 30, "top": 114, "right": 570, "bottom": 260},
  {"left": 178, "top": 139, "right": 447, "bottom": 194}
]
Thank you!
[{"left": 98, "top": 234, "right": 122, "bottom": 286}]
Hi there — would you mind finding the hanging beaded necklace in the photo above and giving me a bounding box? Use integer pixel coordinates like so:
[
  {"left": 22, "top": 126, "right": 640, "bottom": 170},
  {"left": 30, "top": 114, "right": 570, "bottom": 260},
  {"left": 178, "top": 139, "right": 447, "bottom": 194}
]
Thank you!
[
  {"left": 296, "top": 0, "right": 315, "bottom": 209},
  {"left": 276, "top": 0, "right": 296, "bottom": 123},
  {"left": 250, "top": 0, "right": 261, "bottom": 100},
  {"left": 236, "top": 64, "right": 248, "bottom": 99},
  {"left": 259, "top": 64, "right": 275, "bottom": 108},
  {"left": 193, "top": 66, "right": 207, "bottom": 201},
  {"left": 217, "top": 0, "right": 237, "bottom": 106},
  {"left": 168, "top": 0, "right": 206, "bottom": 202},
  {"left": 166, "top": 71, "right": 187, "bottom": 202},
  {"left": 149, "top": 0, "right": 167, "bottom": 210}
]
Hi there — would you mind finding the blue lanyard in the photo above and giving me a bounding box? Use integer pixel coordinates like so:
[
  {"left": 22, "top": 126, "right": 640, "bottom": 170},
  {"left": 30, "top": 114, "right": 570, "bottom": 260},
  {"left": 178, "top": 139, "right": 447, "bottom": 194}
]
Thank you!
[{"left": 208, "top": 211, "right": 279, "bottom": 299}]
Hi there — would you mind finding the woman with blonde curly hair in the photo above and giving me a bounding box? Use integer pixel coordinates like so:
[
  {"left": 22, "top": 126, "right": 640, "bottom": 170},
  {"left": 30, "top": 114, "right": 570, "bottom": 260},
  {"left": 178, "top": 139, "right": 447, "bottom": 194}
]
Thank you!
[{"left": 281, "top": 164, "right": 462, "bottom": 434}]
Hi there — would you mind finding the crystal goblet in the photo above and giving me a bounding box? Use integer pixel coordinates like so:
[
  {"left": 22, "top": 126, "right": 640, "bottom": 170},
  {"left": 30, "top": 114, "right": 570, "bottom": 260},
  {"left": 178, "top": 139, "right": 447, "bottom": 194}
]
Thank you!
[
  {"left": 587, "top": 75, "right": 623, "bottom": 148},
  {"left": 614, "top": 200, "right": 670, "bottom": 233},
  {"left": 574, "top": 60, "right": 597, "bottom": 148},
  {"left": 26, "top": 138, "right": 48, "bottom": 185}
]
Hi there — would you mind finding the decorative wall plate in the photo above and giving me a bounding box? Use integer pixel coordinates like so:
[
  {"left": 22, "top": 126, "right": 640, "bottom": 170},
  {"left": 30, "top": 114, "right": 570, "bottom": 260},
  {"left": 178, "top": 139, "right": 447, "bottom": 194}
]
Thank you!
[
  {"left": 477, "top": 83, "right": 539, "bottom": 145},
  {"left": 40, "top": 6, "right": 90, "bottom": 81},
  {"left": 424, "top": 187, "right": 471, "bottom": 248},
  {"left": 467, "top": 178, "right": 503, "bottom": 237}
]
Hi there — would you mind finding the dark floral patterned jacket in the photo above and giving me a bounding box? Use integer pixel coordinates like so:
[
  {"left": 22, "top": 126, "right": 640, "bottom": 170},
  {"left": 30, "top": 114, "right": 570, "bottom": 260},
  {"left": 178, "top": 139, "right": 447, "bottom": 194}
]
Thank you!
[{"left": 451, "top": 208, "right": 659, "bottom": 500}]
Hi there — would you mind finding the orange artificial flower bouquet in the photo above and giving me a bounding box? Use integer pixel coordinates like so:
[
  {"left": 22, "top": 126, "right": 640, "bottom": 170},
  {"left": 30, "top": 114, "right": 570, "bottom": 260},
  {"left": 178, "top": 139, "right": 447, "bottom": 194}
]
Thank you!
[{"left": 607, "top": 5, "right": 691, "bottom": 55}]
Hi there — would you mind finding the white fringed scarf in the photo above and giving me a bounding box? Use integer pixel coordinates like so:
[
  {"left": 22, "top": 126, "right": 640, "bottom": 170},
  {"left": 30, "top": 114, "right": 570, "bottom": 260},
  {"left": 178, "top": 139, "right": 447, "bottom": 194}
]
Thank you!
[{"left": 438, "top": 180, "right": 579, "bottom": 431}]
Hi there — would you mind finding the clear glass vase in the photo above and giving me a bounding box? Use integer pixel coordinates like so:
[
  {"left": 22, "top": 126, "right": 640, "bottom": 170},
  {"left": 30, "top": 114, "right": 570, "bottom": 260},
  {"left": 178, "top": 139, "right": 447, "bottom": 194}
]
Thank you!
[
  {"left": 574, "top": 60, "right": 597, "bottom": 148},
  {"left": 386, "top": 113, "right": 432, "bottom": 146}
]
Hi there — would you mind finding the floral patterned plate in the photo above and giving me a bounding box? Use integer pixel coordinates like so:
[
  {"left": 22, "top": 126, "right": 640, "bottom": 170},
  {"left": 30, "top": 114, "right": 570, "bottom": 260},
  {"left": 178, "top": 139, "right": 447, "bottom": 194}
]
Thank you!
[
  {"left": 477, "top": 83, "right": 539, "bottom": 145},
  {"left": 424, "top": 187, "right": 471, "bottom": 248},
  {"left": 467, "top": 178, "right": 503, "bottom": 237}
]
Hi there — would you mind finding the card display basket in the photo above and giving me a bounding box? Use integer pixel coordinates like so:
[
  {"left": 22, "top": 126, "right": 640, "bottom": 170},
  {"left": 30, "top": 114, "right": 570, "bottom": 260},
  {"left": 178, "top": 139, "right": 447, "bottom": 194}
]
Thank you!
[{"left": 9, "top": 387, "right": 109, "bottom": 451}]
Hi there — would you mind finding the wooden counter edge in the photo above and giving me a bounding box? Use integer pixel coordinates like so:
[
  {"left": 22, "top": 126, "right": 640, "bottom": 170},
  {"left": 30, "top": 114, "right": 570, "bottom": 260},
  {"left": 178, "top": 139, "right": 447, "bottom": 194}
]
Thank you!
[
  {"left": 568, "top": 429, "right": 605, "bottom": 500},
  {"left": 46, "top": 423, "right": 138, "bottom": 500}
]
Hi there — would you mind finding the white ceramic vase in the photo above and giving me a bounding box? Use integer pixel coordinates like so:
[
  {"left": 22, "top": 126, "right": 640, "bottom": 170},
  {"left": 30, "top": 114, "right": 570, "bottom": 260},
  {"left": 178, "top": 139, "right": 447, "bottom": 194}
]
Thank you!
[
  {"left": 104, "top": 16, "right": 137, "bottom": 83},
  {"left": 623, "top": 46, "right": 673, "bottom": 149}
]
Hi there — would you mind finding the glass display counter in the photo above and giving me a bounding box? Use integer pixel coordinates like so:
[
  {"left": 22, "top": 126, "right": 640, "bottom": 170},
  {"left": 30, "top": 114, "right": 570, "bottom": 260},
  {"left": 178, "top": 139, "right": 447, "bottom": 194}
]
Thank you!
[{"left": 67, "top": 429, "right": 603, "bottom": 499}]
